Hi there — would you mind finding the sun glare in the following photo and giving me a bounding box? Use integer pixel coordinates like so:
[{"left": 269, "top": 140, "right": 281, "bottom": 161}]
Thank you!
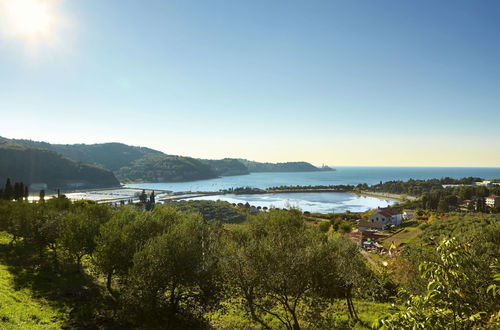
[{"left": 1, "top": 0, "right": 58, "bottom": 42}]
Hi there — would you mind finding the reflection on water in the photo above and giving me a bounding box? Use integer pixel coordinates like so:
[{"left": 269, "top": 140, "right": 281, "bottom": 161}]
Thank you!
[{"left": 185, "top": 192, "right": 396, "bottom": 213}]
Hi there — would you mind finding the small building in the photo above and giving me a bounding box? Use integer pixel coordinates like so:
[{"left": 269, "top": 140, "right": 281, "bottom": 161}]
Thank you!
[
  {"left": 442, "top": 184, "right": 474, "bottom": 188},
  {"left": 403, "top": 210, "right": 414, "bottom": 220},
  {"left": 476, "top": 180, "right": 493, "bottom": 187},
  {"left": 486, "top": 195, "right": 500, "bottom": 208},
  {"left": 359, "top": 207, "right": 403, "bottom": 231}
]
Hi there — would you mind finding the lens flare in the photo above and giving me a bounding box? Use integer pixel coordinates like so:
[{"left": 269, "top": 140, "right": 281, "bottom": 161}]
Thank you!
[{"left": 0, "top": 0, "right": 59, "bottom": 42}]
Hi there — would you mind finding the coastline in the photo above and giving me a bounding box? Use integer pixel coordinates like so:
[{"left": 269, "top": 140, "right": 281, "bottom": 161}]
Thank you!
[{"left": 354, "top": 190, "right": 418, "bottom": 202}]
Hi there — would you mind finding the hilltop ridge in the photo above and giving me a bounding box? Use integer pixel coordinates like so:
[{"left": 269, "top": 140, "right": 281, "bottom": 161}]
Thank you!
[
  {"left": 0, "top": 142, "right": 120, "bottom": 190},
  {"left": 0, "top": 136, "right": 333, "bottom": 184}
]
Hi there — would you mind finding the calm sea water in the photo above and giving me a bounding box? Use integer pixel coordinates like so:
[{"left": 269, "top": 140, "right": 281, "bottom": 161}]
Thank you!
[
  {"left": 185, "top": 192, "right": 395, "bottom": 213},
  {"left": 126, "top": 167, "right": 500, "bottom": 192},
  {"left": 125, "top": 167, "right": 500, "bottom": 213}
]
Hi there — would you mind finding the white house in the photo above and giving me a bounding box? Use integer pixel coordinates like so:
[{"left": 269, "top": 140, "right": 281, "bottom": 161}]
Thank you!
[
  {"left": 486, "top": 195, "right": 500, "bottom": 208},
  {"left": 359, "top": 207, "right": 403, "bottom": 231}
]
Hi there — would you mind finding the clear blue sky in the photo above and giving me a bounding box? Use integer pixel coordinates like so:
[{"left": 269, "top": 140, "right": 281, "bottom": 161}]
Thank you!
[{"left": 1, "top": 0, "right": 499, "bottom": 166}]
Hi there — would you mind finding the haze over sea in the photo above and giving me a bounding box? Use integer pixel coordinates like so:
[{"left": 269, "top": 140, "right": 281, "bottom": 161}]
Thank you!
[{"left": 125, "top": 167, "right": 500, "bottom": 213}]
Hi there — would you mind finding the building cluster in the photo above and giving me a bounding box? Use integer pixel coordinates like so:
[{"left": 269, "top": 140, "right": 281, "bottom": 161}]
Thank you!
[
  {"left": 442, "top": 180, "right": 500, "bottom": 189},
  {"left": 460, "top": 195, "right": 500, "bottom": 211}
]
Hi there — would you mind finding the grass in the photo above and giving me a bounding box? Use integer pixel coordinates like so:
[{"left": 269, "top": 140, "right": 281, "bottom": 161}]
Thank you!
[
  {"left": 326, "top": 300, "right": 394, "bottom": 329},
  {"left": 208, "top": 297, "right": 393, "bottom": 329},
  {"left": 0, "top": 264, "right": 64, "bottom": 329},
  {"left": 0, "top": 232, "right": 64, "bottom": 329},
  {"left": 0, "top": 231, "right": 116, "bottom": 329},
  {"left": 381, "top": 221, "right": 422, "bottom": 249},
  {"left": 353, "top": 300, "right": 394, "bottom": 328}
]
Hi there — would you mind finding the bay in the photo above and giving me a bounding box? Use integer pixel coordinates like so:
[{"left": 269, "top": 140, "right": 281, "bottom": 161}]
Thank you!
[
  {"left": 184, "top": 192, "right": 395, "bottom": 213},
  {"left": 125, "top": 166, "right": 500, "bottom": 193},
  {"left": 125, "top": 167, "right": 500, "bottom": 213}
]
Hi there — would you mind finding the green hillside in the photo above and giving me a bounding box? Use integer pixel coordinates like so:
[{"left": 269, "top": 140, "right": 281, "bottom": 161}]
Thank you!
[
  {"left": 0, "top": 143, "right": 119, "bottom": 190},
  {"left": 1, "top": 137, "right": 332, "bottom": 183},
  {"left": 238, "top": 159, "right": 331, "bottom": 172},
  {"left": 4, "top": 138, "right": 163, "bottom": 171},
  {"left": 201, "top": 158, "right": 249, "bottom": 176},
  {"left": 116, "top": 154, "right": 218, "bottom": 182}
]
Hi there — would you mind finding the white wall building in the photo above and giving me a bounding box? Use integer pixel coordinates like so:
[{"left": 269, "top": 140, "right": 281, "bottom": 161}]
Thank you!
[
  {"left": 486, "top": 195, "right": 500, "bottom": 208},
  {"left": 359, "top": 207, "right": 403, "bottom": 231}
]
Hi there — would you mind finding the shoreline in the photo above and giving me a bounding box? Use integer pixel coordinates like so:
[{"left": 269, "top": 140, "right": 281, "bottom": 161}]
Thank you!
[
  {"left": 58, "top": 186, "right": 400, "bottom": 206},
  {"left": 354, "top": 190, "right": 418, "bottom": 202}
]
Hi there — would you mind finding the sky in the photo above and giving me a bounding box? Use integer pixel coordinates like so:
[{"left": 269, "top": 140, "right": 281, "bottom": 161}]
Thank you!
[{"left": 0, "top": 0, "right": 499, "bottom": 167}]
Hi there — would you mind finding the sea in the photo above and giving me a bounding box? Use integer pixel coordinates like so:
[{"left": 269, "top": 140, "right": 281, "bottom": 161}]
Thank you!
[{"left": 125, "top": 167, "right": 500, "bottom": 213}]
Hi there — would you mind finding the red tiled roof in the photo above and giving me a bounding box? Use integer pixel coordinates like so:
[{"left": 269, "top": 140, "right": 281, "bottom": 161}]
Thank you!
[{"left": 374, "top": 207, "right": 400, "bottom": 218}]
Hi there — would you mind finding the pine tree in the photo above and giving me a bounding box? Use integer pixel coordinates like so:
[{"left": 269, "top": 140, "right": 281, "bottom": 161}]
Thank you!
[
  {"left": 24, "top": 186, "right": 29, "bottom": 201},
  {"left": 146, "top": 190, "right": 156, "bottom": 211},
  {"left": 14, "top": 182, "right": 20, "bottom": 200},
  {"left": 12, "top": 182, "right": 25, "bottom": 201},
  {"left": 149, "top": 190, "right": 155, "bottom": 204},
  {"left": 4, "top": 178, "right": 13, "bottom": 200},
  {"left": 139, "top": 189, "right": 147, "bottom": 204},
  {"left": 39, "top": 189, "right": 45, "bottom": 202},
  {"left": 19, "top": 182, "right": 24, "bottom": 201}
]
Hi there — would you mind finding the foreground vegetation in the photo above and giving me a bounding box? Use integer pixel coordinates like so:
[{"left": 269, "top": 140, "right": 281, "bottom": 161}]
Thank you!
[
  {"left": 0, "top": 233, "right": 64, "bottom": 329},
  {"left": 0, "top": 196, "right": 498, "bottom": 329}
]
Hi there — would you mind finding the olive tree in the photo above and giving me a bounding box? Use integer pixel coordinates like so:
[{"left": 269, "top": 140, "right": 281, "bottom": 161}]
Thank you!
[
  {"left": 221, "top": 209, "right": 369, "bottom": 330},
  {"left": 126, "top": 210, "right": 222, "bottom": 323},
  {"left": 92, "top": 206, "right": 140, "bottom": 295},
  {"left": 58, "top": 202, "right": 111, "bottom": 267}
]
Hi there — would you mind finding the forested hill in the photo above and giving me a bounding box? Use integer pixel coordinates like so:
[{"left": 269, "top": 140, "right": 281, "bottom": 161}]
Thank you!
[
  {"left": 0, "top": 143, "right": 120, "bottom": 190},
  {"left": 238, "top": 160, "right": 333, "bottom": 172},
  {"left": 3, "top": 138, "right": 163, "bottom": 171},
  {"left": 0, "top": 137, "right": 331, "bottom": 183},
  {"left": 200, "top": 158, "right": 250, "bottom": 176},
  {"left": 116, "top": 154, "right": 218, "bottom": 183}
]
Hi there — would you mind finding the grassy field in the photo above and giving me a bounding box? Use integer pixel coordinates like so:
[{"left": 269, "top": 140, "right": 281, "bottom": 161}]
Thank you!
[
  {"left": 336, "top": 300, "right": 393, "bottom": 329},
  {"left": 0, "top": 232, "right": 65, "bottom": 329},
  {"left": 0, "top": 231, "right": 111, "bottom": 329},
  {"left": 208, "top": 297, "right": 392, "bottom": 329},
  {"left": 380, "top": 221, "right": 422, "bottom": 249},
  {"left": 0, "top": 264, "right": 64, "bottom": 329}
]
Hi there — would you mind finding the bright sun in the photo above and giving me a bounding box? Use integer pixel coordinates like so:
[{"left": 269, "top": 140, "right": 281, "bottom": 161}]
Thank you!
[{"left": 1, "top": 0, "right": 58, "bottom": 41}]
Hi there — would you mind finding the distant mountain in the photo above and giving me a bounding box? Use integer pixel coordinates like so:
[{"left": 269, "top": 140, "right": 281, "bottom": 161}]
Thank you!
[
  {"left": 238, "top": 160, "right": 332, "bottom": 173},
  {"left": 1, "top": 136, "right": 333, "bottom": 184},
  {"left": 0, "top": 142, "right": 119, "bottom": 191}
]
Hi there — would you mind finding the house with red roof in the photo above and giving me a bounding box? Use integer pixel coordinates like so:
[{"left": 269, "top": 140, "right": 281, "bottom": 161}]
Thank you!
[{"left": 358, "top": 207, "right": 403, "bottom": 231}]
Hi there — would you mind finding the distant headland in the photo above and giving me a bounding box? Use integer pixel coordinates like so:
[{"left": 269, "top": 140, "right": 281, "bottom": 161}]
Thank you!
[{"left": 0, "top": 136, "right": 334, "bottom": 191}]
